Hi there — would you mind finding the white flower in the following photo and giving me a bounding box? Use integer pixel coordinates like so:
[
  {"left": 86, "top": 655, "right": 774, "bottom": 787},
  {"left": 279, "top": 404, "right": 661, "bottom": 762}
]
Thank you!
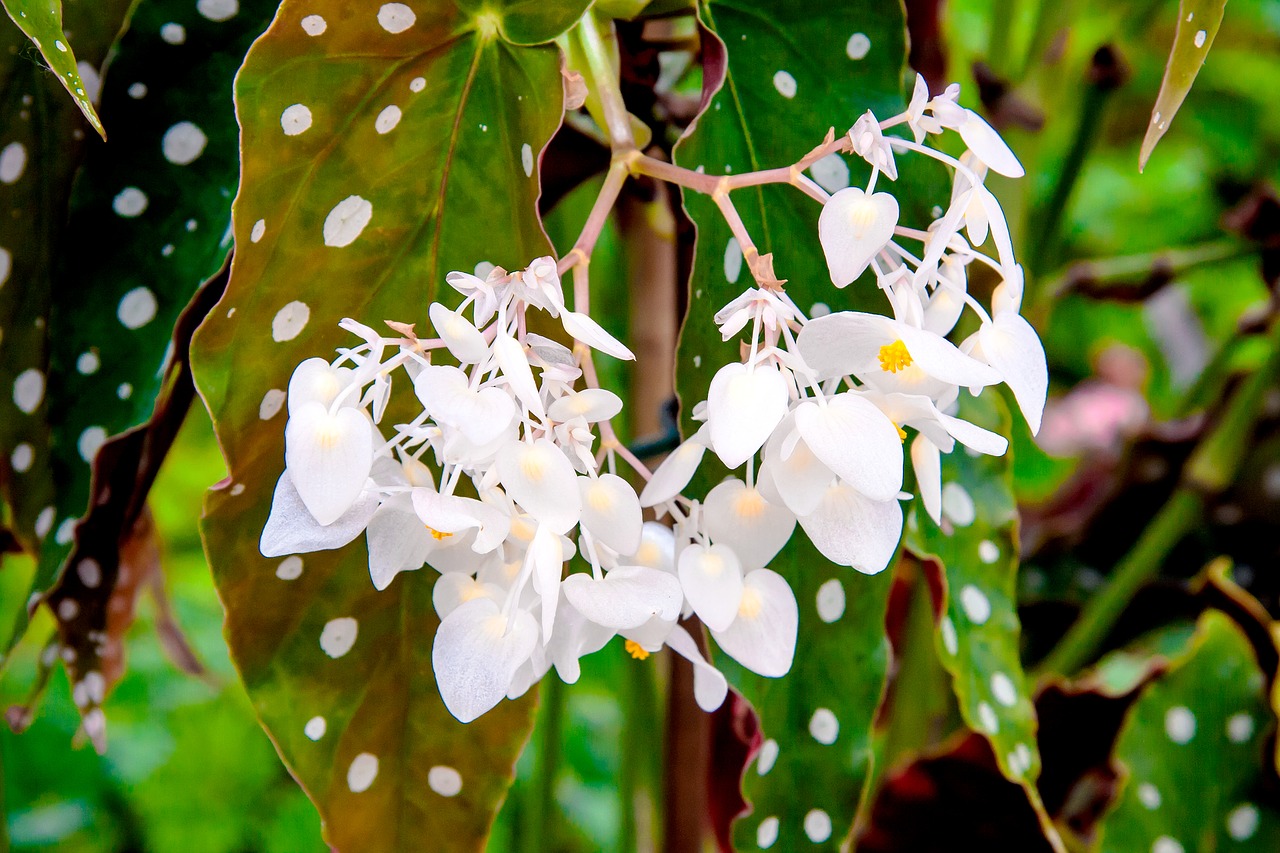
[
  {"left": 283, "top": 402, "right": 374, "bottom": 525},
  {"left": 792, "top": 393, "right": 903, "bottom": 502},
  {"left": 818, "top": 187, "right": 899, "bottom": 286},
  {"left": 848, "top": 110, "right": 897, "bottom": 179},
  {"left": 796, "top": 482, "right": 902, "bottom": 574},
  {"left": 709, "top": 568, "right": 797, "bottom": 677},
  {"left": 432, "top": 597, "right": 539, "bottom": 723},
  {"left": 496, "top": 438, "right": 582, "bottom": 535},
  {"left": 677, "top": 542, "right": 744, "bottom": 632},
  {"left": 702, "top": 477, "right": 796, "bottom": 570},
  {"left": 706, "top": 362, "right": 789, "bottom": 469}
]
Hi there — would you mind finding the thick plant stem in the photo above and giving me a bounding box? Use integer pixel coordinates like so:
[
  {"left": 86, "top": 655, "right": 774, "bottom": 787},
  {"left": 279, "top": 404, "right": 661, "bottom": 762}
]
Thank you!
[
  {"left": 1036, "top": 318, "right": 1280, "bottom": 677},
  {"left": 575, "top": 12, "right": 635, "bottom": 151}
]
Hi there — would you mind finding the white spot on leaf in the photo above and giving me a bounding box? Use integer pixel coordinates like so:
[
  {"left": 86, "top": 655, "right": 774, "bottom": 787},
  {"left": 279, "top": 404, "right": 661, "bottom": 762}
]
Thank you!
[
  {"left": 803, "top": 809, "right": 832, "bottom": 843},
  {"left": 320, "top": 617, "right": 358, "bottom": 658},
  {"left": 76, "top": 351, "right": 99, "bottom": 374},
  {"left": 113, "top": 187, "right": 149, "bottom": 217},
  {"left": 377, "top": 3, "right": 416, "bottom": 33},
  {"left": 1, "top": 142, "right": 28, "bottom": 184},
  {"left": 162, "top": 121, "right": 208, "bottom": 165},
  {"left": 13, "top": 368, "right": 45, "bottom": 413},
  {"left": 990, "top": 672, "right": 1017, "bottom": 707},
  {"left": 815, "top": 578, "right": 845, "bottom": 623},
  {"left": 810, "top": 153, "right": 850, "bottom": 193},
  {"left": 375, "top": 105, "right": 402, "bottom": 134},
  {"left": 197, "top": 0, "right": 238, "bottom": 21},
  {"left": 77, "top": 558, "right": 102, "bottom": 588},
  {"left": 1164, "top": 706, "right": 1195, "bottom": 744},
  {"left": 271, "top": 301, "right": 310, "bottom": 341},
  {"left": 809, "top": 708, "right": 839, "bottom": 744},
  {"left": 846, "top": 32, "right": 871, "bottom": 60},
  {"left": 250, "top": 219, "right": 266, "bottom": 243},
  {"left": 1227, "top": 803, "right": 1259, "bottom": 841},
  {"left": 756, "top": 738, "right": 778, "bottom": 775},
  {"left": 280, "top": 104, "right": 312, "bottom": 136},
  {"left": 410, "top": 76, "right": 426, "bottom": 92},
  {"left": 35, "top": 506, "right": 55, "bottom": 538},
  {"left": 521, "top": 142, "right": 533, "bottom": 177},
  {"left": 304, "top": 716, "right": 326, "bottom": 740},
  {"left": 78, "top": 426, "right": 107, "bottom": 462},
  {"left": 276, "top": 556, "right": 303, "bottom": 580},
  {"left": 959, "top": 585, "right": 990, "bottom": 624},
  {"left": 1137, "top": 782, "right": 1161, "bottom": 809},
  {"left": 1227, "top": 712, "right": 1254, "bottom": 743},
  {"left": 723, "top": 237, "right": 742, "bottom": 283},
  {"left": 259, "top": 388, "right": 286, "bottom": 419},
  {"left": 323, "top": 196, "right": 373, "bottom": 247},
  {"left": 1194, "top": 29, "right": 1206, "bottom": 48},
  {"left": 11, "top": 443, "right": 33, "bottom": 473},
  {"left": 301, "top": 14, "right": 327, "bottom": 35},
  {"left": 977, "top": 701, "right": 999, "bottom": 733},
  {"left": 978, "top": 539, "right": 1000, "bottom": 564},
  {"left": 772, "top": 70, "right": 797, "bottom": 98},
  {"left": 347, "top": 752, "right": 378, "bottom": 792},
  {"left": 128, "top": 82, "right": 147, "bottom": 99},
  {"left": 118, "top": 287, "right": 158, "bottom": 329},
  {"left": 427, "top": 765, "right": 462, "bottom": 797},
  {"left": 756, "top": 816, "right": 779, "bottom": 848},
  {"left": 161, "top": 23, "right": 186, "bottom": 44}
]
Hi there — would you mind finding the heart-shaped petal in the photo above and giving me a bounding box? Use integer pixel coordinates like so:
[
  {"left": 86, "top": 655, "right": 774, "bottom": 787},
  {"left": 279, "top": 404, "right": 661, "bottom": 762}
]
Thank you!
[
  {"left": 497, "top": 438, "right": 582, "bottom": 535},
  {"left": 413, "top": 365, "right": 517, "bottom": 446},
  {"left": 797, "top": 482, "right": 903, "bottom": 574},
  {"left": 707, "top": 362, "right": 788, "bottom": 470},
  {"left": 709, "top": 569, "right": 797, "bottom": 677},
  {"left": 561, "top": 565, "right": 683, "bottom": 631},
  {"left": 287, "top": 357, "right": 357, "bottom": 415},
  {"left": 548, "top": 388, "right": 624, "bottom": 423},
  {"left": 579, "top": 474, "right": 643, "bottom": 556},
  {"left": 761, "top": 418, "right": 834, "bottom": 517},
  {"left": 794, "top": 395, "right": 903, "bottom": 501},
  {"left": 259, "top": 472, "right": 378, "bottom": 557},
  {"left": 818, "top": 187, "right": 899, "bottom": 286},
  {"left": 432, "top": 598, "right": 538, "bottom": 723},
  {"left": 677, "top": 542, "right": 745, "bottom": 632},
  {"left": 284, "top": 402, "right": 374, "bottom": 525},
  {"left": 703, "top": 478, "right": 796, "bottom": 570}
]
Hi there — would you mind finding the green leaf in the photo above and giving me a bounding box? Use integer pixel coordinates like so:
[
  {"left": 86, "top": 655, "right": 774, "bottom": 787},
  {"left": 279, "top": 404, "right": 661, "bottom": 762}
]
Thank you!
[
  {"left": 0, "top": 0, "right": 132, "bottom": 654},
  {"left": 904, "top": 393, "right": 1053, "bottom": 826},
  {"left": 1138, "top": 0, "right": 1228, "bottom": 170},
  {"left": 190, "top": 3, "right": 574, "bottom": 849},
  {"left": 1096, "top": 610, "right": 1280, "bottom": 852},
  {"left": 1, "top": 0, "right": 110, "bottom": 138},
  {"left": 31, "top": 0, "right": 280, "bottom": 594},
  {"left": 670, "top": 1, "right": 937, "bottom": 848}
]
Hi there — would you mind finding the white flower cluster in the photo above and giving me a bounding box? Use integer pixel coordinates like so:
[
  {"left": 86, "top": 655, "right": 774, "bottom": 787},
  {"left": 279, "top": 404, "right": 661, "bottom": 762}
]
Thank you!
[{"left": 260, "top": 75, "right": 1045, "bottom": 724}]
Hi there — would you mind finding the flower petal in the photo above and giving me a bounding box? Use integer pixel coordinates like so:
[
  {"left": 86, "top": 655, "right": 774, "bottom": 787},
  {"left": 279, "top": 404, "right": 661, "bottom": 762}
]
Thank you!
[
  {"left": 548, "top": 388, "right": 624, "bottom": 423},
  {"left": 579, "top": 474, "right": 643, "bottom": 556},
  {"left": 287, "top": 357, "right": 357, "bottom": 416},
  {"left": 703, "top": 477, "right": 796, "bottom": 570},
  {"left": 797, "top": 482, "right": 902, "bottom": 574},
  {"left": 818, "top": 187, "right": 899, "bottom": 286},
  {"left": 429, "top": 302, "right": 489, "bottom": 363},
  {"left": 709, "top": 569, "right": 797, "bottom": 677},
  {"left": 260, "top": 472, "right": 377, "bottom": 558},
  {"left": 366, "top": 503, "right": 434, "bottom": 590},
  {"left": 497, "top": 438, "right": 582, "bottom": 535},
  {"left": 958, "top": 110, "right": 1024, "bottom": 177},
  {"left": 432, "top": 598, "right": 538, "bottom": 723},
  {"left": 978, "top": 313, "right": 1048, "bottom": 434},
  {"left": 911, "top": 435, "right": 942, "bottom": 524},
  {"left": 494, "top": 331, "right": 545, "bottom": 420},
  {"left": 666, "top": 625, "right": 728, "bottom": 712},
  {"left": 561, "top": 565, "right": 683, "bottom": 630},
  {"left": 707, "top": 362, "right": 788, "bottom": 470},
  {"left": 639, "top": 437, "right": 706, "bottom": 507},
  {"left": 284, "top": 402, "right": 374, "bottom": 525},
  {"left": 677, "top": 543, "right": 745, "bottom": 632},
  {"left": 561, "top": 310, "right": 635, "bottom": 360},
  {"left": 794, "top": 395, "right": 903, "bottom": 501}
]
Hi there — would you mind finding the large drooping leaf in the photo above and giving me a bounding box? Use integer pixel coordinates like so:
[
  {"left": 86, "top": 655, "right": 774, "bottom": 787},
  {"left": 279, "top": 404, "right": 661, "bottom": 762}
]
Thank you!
[
  {"left": 190, "top": 2, "right": 586, "bottom": 849},
  {"left": 904, "top": 393, "right": 1058, "bottom": 842},
  {"left": 1095, "top": 610, "right": 1280, "bottom": 852},
  {"left": 0, "top": 0, "right": 132, "bottom": 656},
  {"left": 671, "top": 1, "right": 939, "bottom": 848},
  {"left": 1, "top": 0, "right": 112, "bottom": 138}
]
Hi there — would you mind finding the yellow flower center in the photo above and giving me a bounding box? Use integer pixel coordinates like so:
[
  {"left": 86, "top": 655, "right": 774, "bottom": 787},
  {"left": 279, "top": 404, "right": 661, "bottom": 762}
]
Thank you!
[
  {"left": 877, "top": 339, "right": 913, "bottom": 373},
  {"left": 624, "top": 639, "right": 650, "bottom": 660},
  {"left": 895, "top": 424, "right": 907, "bottom": 443},
  {"left": 427, "top": 527, "right": 453, "bottom": 541}
]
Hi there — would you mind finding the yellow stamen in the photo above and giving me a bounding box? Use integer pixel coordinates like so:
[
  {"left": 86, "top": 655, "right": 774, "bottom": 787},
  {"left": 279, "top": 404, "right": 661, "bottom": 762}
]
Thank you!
[
  {"left": 427, "top": 527, "right": 453, "bottom": 541},
  {"left": 877, "top": 339, "right": 913, "bottom": 373},
  {"left": 895, "top": 424, "right": 907, "bottom": 443},
  {"left": 624, "top": 639, "right": 650, "bottom": 660}
]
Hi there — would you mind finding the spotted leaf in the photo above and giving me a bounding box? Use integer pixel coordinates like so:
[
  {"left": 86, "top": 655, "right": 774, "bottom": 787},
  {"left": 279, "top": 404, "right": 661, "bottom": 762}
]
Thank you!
[
  {"left": 904, "top": 392, "right": 1059, "bottom": 840},
  {"left": 1096, "top": 610, "right": 1280, "bottom": 852},
  {"left": 189, "top": 1, "right": 580, "bottom": 848},
  {"left": 671, "top": 1, "right": 940, "bottom": 848},
  {"left": 22, "top": 0, "right": 280, "bottom": 631},
  {"left": 1138, "top": 0, "right": 1228, "bottom": 171},
  {"left": 1, "top": 0, "right": 109, "bottom": 138},
  {"left": 0, "top": 0, "right": 132, "bottom": 657}
]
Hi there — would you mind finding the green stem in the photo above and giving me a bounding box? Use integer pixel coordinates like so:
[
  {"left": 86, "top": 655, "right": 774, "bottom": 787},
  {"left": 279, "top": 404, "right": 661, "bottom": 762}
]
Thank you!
[
  {"left": 534, "top": 677, "right": 566, "bottom": 852},
  {"left": 1044, "top": 240, "right": 1254, "bottom": 299},
  {"left": 988, "top": 0, "right": 1018, "bottom": 77},
  {"left": 575, "top": 12, "right": 635, "bottom": 151},
  {"left": 1028, "top": 81, "right": 1110, "bottom": 276},
  {"left": 1036, "top": 318, "right": 1280, "bottom": 676}
]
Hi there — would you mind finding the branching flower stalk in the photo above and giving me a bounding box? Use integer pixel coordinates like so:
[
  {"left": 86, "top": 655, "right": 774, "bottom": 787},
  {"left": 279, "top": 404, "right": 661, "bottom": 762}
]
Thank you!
[{"left": 259, "top": 68, "right": 1047, "bottom": 724}]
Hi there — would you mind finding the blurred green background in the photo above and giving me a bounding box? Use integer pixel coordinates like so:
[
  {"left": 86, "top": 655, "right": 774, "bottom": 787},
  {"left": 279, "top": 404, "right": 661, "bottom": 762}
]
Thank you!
[{"left": 5, "top": 0, "right": 1280, "bottom": 849}]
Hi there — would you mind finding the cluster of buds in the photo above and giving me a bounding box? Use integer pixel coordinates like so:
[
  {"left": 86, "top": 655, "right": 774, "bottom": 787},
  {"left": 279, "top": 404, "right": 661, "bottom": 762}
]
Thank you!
[{"left": 261, "top": 75, "right": 1045, "bottom": 724}]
